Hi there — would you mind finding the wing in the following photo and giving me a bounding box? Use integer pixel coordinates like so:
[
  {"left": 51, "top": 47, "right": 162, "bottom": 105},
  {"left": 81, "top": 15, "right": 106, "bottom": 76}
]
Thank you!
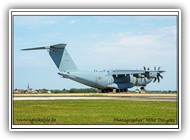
[
  {"left": 111, "top": 70, "right": 146, "bottom": 76},
  {"left": 110, "top": 69, "right": 165, "bottom": 80}
]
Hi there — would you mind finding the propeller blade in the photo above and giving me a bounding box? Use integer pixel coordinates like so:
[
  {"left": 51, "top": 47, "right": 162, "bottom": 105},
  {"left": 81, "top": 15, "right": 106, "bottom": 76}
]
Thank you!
[
  {"left": 151, "top": 68, "right": 164, "bottom": 83},
  {"left": 147, "top": 67, "right": 149, "bottom": 70},
  {"left": 159, "top": 74, "right": 163, "bottom": 79},
  {"left": 143, "top": 66, "right": 146, "bottom": 70},
  {"left": 157, "top": 76, "right": 160, "bottom": 83},
  {"left": 153, "top": 78, "right": 157, "bottom": 82}
]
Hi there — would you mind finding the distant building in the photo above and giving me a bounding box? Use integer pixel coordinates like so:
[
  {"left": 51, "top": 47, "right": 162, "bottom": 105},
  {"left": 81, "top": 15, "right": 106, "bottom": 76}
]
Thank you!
[
  {"left": 14, "top": 89, "right": 25, "bottom": 93},
  {"left": 27, "top": 83, "right": 33, "bottom": 93}
]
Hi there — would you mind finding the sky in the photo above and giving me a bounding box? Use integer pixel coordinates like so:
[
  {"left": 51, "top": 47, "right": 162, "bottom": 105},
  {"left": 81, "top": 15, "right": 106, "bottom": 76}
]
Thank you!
[{"left": 13, "top": 15, "right": 178, "bottom": 91}]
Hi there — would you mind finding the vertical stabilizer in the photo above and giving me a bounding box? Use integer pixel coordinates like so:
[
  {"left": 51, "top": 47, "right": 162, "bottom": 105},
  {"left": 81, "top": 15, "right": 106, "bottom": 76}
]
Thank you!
[
  {"left": 48, "top": 44, "right": 77, "bottom": 72},
  {"left": 22, "top": 43, "right": 77, "bottom": 72}
]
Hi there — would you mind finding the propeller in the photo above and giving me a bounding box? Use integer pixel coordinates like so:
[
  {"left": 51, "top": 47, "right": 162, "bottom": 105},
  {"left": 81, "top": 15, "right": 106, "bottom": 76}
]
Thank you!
[
  {"left": 143, "top": 66, "right": 164, "bottom": 83},
  {"left": 143, "top": 66, "right": 150, "bottom": 79},
  {"left": 153, "top": 66, "right": 164, "bottom": 83}
]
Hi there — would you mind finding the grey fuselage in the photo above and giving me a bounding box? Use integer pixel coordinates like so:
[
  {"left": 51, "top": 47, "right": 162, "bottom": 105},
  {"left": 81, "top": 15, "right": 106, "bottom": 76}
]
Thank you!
[{"left": 59, "top": 70, "right": 152, "bottom": 90}]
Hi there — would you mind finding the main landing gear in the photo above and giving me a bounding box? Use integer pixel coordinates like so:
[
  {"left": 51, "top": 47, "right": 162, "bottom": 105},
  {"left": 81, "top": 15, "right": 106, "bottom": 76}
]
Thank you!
[
  {"left": 116, "top": 89, "right": 128, "bottom": 93},
  {"left": 101, "top": 89, "right": 112, "bottom": 93},
  {"left": 101, "top": 89, "right": 128, "bottom": 93}
]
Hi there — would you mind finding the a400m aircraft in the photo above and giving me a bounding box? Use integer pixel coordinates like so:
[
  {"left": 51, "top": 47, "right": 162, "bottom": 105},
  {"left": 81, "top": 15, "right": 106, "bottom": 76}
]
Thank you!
[{"left": 22, "top": 43, "right": 165, "bottom": 93}]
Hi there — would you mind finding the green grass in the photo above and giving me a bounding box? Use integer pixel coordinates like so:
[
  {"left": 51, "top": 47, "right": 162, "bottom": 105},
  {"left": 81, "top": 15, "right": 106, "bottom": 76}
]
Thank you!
[{"left": 13, "top": 100, "right": 177, "bottom": 125}]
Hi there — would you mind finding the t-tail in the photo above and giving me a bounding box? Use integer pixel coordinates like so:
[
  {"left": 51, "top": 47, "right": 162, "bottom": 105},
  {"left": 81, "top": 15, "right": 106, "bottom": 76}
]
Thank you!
[{"left": 22, "top": 44, "right": 77, "bottom": 72}]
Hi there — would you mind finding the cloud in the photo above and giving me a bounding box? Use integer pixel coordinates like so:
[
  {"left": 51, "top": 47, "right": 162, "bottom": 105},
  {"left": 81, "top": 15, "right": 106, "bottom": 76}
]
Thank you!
[
  {"left": 158, "top": 26, "right": 177, "bottom": 37},
  {"left": 119, "top": 34, "right": 159, "bottom": 47},
  {"left": 81, "top": 26, "right": 177, "bottom": 70}
]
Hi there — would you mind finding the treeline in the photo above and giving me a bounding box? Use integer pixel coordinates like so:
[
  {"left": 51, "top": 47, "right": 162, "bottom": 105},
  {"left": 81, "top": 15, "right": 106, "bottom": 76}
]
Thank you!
[{"left": 39, "top": 88, "right": 99, "bottom": 93}]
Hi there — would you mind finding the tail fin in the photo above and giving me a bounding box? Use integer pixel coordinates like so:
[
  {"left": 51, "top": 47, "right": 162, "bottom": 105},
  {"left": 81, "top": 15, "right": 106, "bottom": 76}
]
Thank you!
[{"left": 22, "top": 44, "right": 77, "bottom": 72}]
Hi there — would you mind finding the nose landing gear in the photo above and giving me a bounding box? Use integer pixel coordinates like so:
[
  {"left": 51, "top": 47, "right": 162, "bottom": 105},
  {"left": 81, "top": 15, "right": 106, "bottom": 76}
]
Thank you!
[
  {"left": 139, "top": 86, "right": 147, "bottom": 93},
  {"left": 140, "top": 86, "right": 145, "bottom": 90}
]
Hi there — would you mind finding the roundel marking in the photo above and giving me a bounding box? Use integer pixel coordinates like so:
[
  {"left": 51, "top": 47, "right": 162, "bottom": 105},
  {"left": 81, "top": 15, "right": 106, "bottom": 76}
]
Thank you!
[{"left": 98, "top": 76, "right": 102, "bottom": 80}]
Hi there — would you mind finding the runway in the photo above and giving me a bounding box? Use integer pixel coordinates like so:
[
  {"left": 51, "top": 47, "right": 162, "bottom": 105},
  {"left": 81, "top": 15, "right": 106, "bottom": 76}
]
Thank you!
[{"left": 13, "top": 95, "right": 177, "bottom": 101}]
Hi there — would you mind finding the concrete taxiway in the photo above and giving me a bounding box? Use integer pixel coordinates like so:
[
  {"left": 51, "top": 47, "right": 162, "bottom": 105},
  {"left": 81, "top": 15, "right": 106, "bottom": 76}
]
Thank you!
[{"left": 13, "top": 93, "right": 177, "bottom": 101}]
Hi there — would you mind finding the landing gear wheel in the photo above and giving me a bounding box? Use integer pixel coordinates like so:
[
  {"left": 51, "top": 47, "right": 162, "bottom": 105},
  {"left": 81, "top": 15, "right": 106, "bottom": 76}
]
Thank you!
[
  {"left": 101, "top": 89, "right": 105, "bottom": 93},
  {"left": 140, "top": 86, "right": 145, "bottom": 90},
  {"left": 140, "top": 86, "right": 147, "bottom": 93},
  {"left": 101, "top": 89, "right": 111, "bottom": 93},
  {"left": 125, "top": 89, "right": 128, "bottom": 92}
]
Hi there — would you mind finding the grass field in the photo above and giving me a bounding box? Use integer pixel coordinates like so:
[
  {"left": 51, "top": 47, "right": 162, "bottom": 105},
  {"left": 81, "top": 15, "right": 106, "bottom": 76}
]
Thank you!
[{"left": 13, "top": 100, "right": 177, "bottom": 125}]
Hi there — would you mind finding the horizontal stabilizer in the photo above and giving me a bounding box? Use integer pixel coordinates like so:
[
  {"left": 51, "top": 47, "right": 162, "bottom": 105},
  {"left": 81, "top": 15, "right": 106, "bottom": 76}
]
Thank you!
[
  {"left": 21, "top": 44, "right": 66, "bottom": 51},
  {"left": 21, "top": 47, "right": 46, "bottom": 51}
]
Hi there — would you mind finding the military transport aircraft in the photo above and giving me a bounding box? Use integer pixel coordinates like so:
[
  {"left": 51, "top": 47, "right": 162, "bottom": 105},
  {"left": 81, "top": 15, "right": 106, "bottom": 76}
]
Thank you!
[{"left": 22, "top": 44, "right": 165, "bottom": 93}]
